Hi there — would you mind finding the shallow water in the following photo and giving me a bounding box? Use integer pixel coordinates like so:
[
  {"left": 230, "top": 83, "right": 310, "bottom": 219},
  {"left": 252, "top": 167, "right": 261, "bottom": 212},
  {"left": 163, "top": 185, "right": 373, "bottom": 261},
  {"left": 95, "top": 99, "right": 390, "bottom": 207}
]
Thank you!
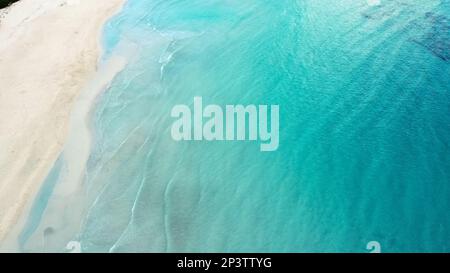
[{"left": 20, "top": 0, "right": 450, "bottom": 252}]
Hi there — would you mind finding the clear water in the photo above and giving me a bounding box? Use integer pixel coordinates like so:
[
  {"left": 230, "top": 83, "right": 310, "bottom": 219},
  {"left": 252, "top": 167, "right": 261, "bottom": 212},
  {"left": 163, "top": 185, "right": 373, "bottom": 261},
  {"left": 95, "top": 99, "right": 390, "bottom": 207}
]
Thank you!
[{"left": 20, "top": 0, "right": 450, "bottom": 252}]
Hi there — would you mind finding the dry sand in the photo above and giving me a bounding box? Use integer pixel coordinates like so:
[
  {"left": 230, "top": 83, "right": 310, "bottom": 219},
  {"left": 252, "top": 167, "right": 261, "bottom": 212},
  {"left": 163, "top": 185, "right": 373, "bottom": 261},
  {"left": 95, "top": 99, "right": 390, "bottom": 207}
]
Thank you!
[{"left": 0, "top": 0, "right": 125, "bottom": 245}]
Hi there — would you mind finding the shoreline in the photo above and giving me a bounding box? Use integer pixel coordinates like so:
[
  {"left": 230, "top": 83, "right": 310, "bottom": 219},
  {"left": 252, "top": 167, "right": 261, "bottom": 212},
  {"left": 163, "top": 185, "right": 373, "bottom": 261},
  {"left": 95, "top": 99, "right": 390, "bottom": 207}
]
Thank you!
[{"left": 0, "top": 0, "right": 126, "bottom": 248}]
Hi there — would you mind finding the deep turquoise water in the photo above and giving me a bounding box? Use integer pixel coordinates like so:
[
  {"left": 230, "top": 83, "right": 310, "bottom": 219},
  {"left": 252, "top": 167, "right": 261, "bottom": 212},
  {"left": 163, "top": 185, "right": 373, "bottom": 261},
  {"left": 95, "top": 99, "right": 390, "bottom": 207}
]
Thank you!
[{"left": 20, "top": 0, "right": 450, "bottom": 252}]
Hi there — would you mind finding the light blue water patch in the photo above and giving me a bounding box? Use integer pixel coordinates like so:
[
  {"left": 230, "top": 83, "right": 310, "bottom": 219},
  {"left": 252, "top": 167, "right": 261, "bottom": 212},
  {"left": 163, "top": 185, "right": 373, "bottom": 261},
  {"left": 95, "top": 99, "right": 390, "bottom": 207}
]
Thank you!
[
  {"left": 18, "top": 156, "right": 63, "bottom": 250},
  {"left": 22, "top": 0, "right": 450, "bottom": 252}
]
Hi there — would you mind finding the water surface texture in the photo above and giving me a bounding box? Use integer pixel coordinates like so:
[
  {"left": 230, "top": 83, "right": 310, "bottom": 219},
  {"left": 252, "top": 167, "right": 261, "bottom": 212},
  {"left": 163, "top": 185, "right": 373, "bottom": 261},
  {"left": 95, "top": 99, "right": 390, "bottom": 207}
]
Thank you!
[{"left": 22, "top": 0, "right": 450, "bottom": 252}]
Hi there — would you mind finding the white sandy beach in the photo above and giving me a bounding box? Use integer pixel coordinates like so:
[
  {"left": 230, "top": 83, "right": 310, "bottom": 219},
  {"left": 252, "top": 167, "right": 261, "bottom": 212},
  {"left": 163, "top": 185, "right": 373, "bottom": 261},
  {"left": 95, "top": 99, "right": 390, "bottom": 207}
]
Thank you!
[{"left": 0, "top": 0, "right": 125, "bottom": 247}]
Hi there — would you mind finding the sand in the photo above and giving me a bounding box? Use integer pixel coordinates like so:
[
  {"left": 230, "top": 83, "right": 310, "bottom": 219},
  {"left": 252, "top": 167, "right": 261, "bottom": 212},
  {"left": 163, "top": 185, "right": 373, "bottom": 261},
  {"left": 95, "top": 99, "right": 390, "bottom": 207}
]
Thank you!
[{"left": 0, "top": 0, "right": 125, "bottom": 246}]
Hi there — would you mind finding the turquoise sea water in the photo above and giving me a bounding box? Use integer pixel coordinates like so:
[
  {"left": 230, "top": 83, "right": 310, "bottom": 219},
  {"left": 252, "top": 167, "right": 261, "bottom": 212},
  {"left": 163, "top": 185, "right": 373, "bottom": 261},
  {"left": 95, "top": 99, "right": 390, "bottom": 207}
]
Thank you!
[{"left": 20, "top": 0, "right": 450, "bottom": 252}]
